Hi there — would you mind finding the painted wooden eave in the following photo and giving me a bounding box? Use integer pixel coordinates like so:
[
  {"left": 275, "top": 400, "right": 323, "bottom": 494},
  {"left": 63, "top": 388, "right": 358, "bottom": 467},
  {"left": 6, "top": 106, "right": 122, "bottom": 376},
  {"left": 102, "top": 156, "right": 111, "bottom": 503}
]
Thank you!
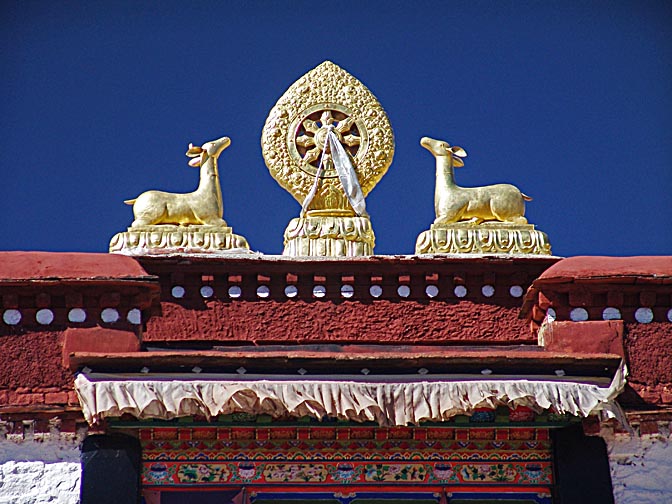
[{"left": 68, "top": 346, "right": 622, "bottom": 377}]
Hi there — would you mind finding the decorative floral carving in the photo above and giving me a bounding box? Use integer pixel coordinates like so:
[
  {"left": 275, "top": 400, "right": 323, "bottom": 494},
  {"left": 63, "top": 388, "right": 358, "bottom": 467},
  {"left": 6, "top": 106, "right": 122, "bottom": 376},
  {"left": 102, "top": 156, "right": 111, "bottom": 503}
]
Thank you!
[
  {"left": 416, "top": 223, "right": 552, "bottom": 255},
  {"left": 283, "top": 216, "right": 374, "bottom": 256},
  {"left": 109, "top": 225, "right": 249, "bottom": 255}
]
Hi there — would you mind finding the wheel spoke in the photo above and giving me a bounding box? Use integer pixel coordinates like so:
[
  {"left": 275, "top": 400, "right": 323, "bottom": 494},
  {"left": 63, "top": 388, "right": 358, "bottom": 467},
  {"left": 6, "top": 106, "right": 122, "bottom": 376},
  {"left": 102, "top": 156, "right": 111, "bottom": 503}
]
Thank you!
[
  {"left": 342, "top": 134, "right": 360, "bottom": 147},
  {"left": 303, "top": 148, "right": 320, "bottom": 163},
  {"left": 303, "top": 120, "right": 320, "bottom": 134},
  {"left": 296, "top": 135, "right": 315, "bottom": 148},
  {"left": 336, "top": 116, "right": 354, "bottom": 134},
  {"left": 320, "top": 110, "right": 334, "bottom": 126}
]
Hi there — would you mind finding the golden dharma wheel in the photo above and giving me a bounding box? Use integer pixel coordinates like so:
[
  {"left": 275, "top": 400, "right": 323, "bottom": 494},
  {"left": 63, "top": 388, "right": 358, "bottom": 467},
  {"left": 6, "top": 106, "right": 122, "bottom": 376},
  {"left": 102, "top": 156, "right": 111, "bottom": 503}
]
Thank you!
[{"left": 261, "top": 61, "right": 395, "bottom": 214}]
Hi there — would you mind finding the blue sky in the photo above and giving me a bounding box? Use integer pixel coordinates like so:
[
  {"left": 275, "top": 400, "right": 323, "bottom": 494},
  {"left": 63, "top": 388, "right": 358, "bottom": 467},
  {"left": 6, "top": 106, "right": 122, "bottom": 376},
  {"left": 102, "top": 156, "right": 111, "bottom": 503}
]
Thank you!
[{"left": 1, "top": 1, "right": 670, "bottom": 256}]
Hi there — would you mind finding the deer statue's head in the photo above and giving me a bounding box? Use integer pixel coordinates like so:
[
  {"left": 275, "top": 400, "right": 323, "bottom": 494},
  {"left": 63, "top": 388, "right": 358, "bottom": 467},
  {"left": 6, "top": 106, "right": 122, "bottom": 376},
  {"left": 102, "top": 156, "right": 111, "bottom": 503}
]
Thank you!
[
  {"left": 186, "top": 137, "right": 231, "bottom": 168},
  {"left": 420, "top": 137, "right": 467, "bottom": 167}
]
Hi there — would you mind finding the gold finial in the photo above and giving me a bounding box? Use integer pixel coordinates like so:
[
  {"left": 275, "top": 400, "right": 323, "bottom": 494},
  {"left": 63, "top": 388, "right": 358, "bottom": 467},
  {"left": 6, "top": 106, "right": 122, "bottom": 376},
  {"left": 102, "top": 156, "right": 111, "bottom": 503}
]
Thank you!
[
  {"left": 261, "top": 61, "right": 395, "bottom": 256},
  {"left": 415, "top": 136, "right": 551, "bottom": 255},
  {"left": 109, "top": 136, "right": 250, "bottom": 255}
]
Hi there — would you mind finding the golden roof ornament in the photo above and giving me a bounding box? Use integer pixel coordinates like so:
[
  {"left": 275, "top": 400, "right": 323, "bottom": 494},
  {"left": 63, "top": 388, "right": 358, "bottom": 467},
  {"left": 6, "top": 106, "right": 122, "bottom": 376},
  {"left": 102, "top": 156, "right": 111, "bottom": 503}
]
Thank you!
[
  {"left": 262, "top": 61, "right": 394, "bottom": 256},
  {"left": 109, "top": 136, "right": 250, "bottom": 255},
  {"left": 415, "top": 136, "right": 552, "bottom": 255}
]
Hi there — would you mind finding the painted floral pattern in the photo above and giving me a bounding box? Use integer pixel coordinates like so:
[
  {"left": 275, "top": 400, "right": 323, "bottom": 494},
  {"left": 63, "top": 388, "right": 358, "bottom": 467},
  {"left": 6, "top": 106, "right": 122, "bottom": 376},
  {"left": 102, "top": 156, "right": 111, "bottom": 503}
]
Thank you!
[
  {"left": 263, "top": 463, "right": 327, "bottom": 482},
  {"left": 177, "top": 463, "right": 229, "bottom": 483},
  {"left": 140, "top": 426, "right": 554, "bottom": 488},
  {"left": 143, "top": 460, "right": 552, "bottom": 486},
  {"left": 364, "top": 464, "right": 426, "bottom": 482},
  {"left": 227, "top": 461, "right": 263, "bottom": 482},
  {"left": 518, "top": 463, "right": 552, "bottom": 484},
  {"left": 461, "top": 463, "right": 517, "bottom": 482},
  {"left": 144, "top": 462, "right": 176, "bottom": 484},
  {"left": 327, "top": 463, "right": 364, "bottom": 483},
  {"left": 429, "top": 463, "right": 457, "bottom": 482}
]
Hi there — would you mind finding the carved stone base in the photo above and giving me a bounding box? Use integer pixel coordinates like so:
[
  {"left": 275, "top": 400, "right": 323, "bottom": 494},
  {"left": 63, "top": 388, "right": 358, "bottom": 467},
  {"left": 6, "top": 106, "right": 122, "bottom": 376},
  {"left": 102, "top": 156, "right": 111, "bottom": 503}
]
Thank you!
[
  {"left": 109, "top": 225, "right": 250, "bottom": 255},
  {"left": 415, "top": 222, "right": 552, "bottom": 255},
  {"left": 283, "top": 216, "right": 375, "bottom": 257}
]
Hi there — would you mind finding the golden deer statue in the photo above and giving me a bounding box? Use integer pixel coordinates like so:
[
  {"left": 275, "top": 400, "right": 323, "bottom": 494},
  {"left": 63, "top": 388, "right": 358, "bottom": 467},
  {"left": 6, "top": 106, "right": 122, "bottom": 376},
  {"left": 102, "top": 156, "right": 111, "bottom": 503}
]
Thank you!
[
  {"left": 124, "top": 136, "right": 230, "bottom": 227},
  {"left": 420, "top": 136, "right": 531, "bottom": 226}
]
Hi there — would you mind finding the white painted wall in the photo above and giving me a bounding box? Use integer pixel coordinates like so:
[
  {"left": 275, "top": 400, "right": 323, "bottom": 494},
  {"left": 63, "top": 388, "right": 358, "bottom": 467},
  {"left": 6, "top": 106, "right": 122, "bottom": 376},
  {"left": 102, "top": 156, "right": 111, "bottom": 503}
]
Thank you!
[
  {"left": 0, "top": 437, "right": 80, "bottom": 504},
  {"left": 608, "top": 435, "right": 672, "bottom": 504}
]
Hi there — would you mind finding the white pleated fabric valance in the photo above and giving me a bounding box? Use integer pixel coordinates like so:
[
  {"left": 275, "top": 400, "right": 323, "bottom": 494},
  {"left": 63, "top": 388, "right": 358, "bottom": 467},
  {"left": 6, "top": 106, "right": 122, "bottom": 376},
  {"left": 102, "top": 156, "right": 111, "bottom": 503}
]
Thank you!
[{"left": 74, "top": 364, "right": 627, "bottom": 427}]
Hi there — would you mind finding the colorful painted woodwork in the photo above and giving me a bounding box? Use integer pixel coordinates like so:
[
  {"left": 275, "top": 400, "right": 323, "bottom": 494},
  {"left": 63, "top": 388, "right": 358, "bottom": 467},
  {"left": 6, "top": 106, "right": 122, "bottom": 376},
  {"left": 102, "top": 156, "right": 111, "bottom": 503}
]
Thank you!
[{"left": 130, "top": 424, "right": 555, "bottom": 501}]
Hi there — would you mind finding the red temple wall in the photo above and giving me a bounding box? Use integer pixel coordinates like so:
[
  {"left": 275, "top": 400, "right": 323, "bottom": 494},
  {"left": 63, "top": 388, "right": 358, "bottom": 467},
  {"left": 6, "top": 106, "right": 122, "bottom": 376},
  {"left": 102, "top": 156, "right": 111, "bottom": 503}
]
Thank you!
[
  {"left": 624, "top": 322, "right": 672, "bottom": 404},
  {"left": 1, "top": 253, "right": 670, "bottom": 412},
  {"left": 146, "top": 299, "right": 530, "bottom": 344},
  {"left": 0, "top": 330, "right": 77, "bottom": 408}
]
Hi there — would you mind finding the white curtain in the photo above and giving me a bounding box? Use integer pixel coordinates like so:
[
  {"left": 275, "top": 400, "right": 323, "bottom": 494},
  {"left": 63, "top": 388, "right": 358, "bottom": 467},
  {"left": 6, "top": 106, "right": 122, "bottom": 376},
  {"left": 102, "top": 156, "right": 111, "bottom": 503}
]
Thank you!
[{"left": 75, "top": 363, "right": 627, "bottom": 427}]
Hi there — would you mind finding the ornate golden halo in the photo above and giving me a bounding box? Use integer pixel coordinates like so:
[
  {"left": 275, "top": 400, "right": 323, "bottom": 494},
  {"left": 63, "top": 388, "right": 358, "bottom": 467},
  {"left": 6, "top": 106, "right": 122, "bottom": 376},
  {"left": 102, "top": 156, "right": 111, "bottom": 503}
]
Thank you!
[{"left": 261, "top": 61, "right": 394, "bottom": 212}]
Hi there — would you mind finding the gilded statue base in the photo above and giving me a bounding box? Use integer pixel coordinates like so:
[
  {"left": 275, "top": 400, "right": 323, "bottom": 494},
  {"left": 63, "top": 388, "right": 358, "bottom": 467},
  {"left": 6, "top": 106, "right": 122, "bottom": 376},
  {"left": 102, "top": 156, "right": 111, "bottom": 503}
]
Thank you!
[
  {"left": 109, "top": 225, "right": 250, "bottom": 255},
  {"left": 415, "top": 222, "right": 552, "bottom": 255},
  {"left": 283, "top": 216, "right": 375, "bottom": 257}
]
